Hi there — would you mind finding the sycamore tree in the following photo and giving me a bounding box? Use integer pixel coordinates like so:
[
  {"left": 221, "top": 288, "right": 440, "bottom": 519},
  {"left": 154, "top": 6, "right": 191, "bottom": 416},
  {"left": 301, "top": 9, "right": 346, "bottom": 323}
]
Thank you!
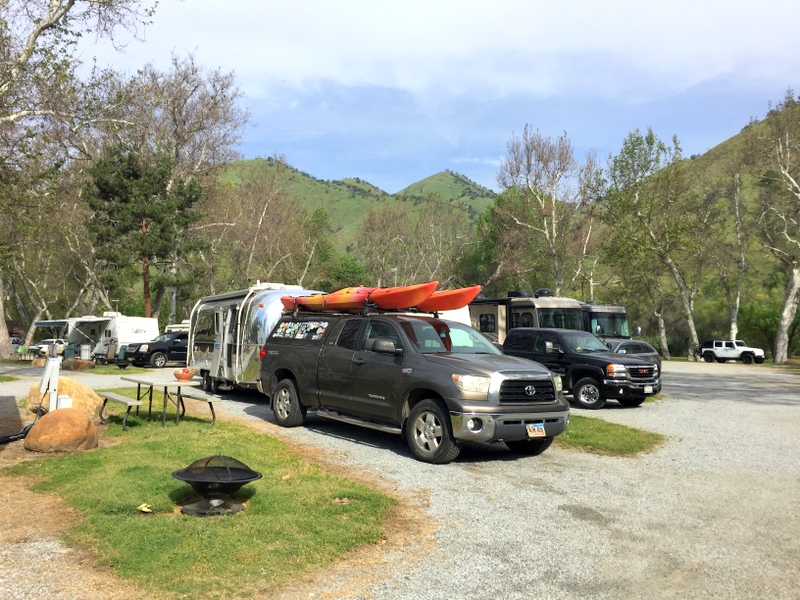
[
  {"left": 758, "top": 92, "right": 800, "bottom": 363},
  {"left": 496, "top": 126, "right": 602, "bottom": 296},
  {"left": 0, "top": 0, "right": 154, "bottom": 356},
  {"left": 601, "top": 128, "right": 719, "bottom": 359}
]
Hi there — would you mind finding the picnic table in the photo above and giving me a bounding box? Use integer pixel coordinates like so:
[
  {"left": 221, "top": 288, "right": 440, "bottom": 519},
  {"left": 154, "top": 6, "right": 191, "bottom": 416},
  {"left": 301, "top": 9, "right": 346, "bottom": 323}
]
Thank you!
[{"left": 120, "top": 374, "right": 202, "bottom": 426}]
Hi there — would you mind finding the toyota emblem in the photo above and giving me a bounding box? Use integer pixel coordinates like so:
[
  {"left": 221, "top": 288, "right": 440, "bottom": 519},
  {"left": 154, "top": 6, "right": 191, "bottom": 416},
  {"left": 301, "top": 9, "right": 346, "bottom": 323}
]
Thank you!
[{"left": 524, "top": 385, "right": 537, "bottom": 396}]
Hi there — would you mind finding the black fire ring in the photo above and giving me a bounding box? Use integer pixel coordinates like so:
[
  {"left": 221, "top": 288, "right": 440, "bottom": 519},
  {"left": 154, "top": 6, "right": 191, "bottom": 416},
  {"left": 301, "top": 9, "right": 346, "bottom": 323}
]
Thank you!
[{"left": 172, "top": 455, "right": 262, "bottom": 516}]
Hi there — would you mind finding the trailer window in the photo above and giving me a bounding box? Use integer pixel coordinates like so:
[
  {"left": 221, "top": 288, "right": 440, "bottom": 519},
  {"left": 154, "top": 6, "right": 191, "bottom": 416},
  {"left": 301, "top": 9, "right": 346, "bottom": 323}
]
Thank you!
[
  {"left": 478, "top": 314, "right": 496, "bottom": 333},
  {"left": 193, "top": 311, "right": 216, "bottom": 342}
]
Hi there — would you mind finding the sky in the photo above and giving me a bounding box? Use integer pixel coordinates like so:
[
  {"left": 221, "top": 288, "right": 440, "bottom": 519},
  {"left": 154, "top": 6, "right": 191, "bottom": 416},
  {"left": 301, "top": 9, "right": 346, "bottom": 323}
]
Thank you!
[{"left": 78, "top": 0, "right": 800, "bottom": 194}]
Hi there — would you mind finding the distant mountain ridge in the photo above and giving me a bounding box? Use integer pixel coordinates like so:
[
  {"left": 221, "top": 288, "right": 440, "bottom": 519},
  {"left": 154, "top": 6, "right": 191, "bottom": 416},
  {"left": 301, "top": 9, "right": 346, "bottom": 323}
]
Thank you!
[{"left": 223, "top": 159, "right": 496, "bottom": 248}]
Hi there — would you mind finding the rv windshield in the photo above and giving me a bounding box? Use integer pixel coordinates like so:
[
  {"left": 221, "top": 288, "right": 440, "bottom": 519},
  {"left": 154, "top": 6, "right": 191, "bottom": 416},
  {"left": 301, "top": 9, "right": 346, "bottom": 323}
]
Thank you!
[
  {"left": 536, "top": 308, "right": 583, "bottom": 329},
  {"left": 588, "top": 312, "right": 630, "bottom": 337}
]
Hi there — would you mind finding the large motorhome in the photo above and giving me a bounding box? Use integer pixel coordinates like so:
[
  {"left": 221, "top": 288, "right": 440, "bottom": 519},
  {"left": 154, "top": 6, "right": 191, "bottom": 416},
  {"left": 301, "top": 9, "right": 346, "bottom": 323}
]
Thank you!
[
  {"left": 34, "top": 312, "right": 159, "bottom": 363},
  {"left": 580, "top": 302, "right": 635, "bottom": 344},
  {"left": 469, "top": 289, "right": 584, "bottom": 343},
  {"left": 188, "top": 282, "right": 322, "bottom": 392}
]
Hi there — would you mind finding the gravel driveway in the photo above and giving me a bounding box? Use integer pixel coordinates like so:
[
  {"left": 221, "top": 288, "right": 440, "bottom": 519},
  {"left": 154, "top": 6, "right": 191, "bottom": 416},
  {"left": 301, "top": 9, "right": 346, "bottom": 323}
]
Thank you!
[{"left": 2, "top": 361, "right": 799, "bottom": 599}]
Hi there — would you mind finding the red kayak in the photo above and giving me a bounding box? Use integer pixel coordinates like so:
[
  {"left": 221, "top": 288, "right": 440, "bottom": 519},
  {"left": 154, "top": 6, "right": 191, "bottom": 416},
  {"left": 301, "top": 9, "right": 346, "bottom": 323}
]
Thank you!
[
  {"left": 415, "top": 285, "right": 482, "bottom": 312},
  {"left": 281, "top": 281, "right": 439, "bottom": 312}
]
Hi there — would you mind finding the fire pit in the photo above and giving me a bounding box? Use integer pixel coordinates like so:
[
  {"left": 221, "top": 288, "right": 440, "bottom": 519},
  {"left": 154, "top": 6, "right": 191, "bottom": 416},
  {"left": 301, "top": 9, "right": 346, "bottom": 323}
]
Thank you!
[{"left": 172, "top": 455, "right": 262, "bottom": 516}]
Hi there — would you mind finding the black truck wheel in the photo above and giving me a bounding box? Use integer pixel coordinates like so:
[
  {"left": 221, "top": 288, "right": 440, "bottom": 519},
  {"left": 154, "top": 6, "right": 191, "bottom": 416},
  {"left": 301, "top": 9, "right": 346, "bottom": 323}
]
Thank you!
[
  {"left": 572, "top": 377, "right": 606, "bottom": 409},
  {"left": 273, "top": 379, "right": 305, "bottom": 427},
  {"left": 505, "top": 437, "right": 553, "bottom": 455},
  {"left": 406, "top": 400, "right": 461, "bottom": 464},
  {"left": 741, "top": 353, "right": 753, "bottom": 364},
  {"left": 703, "top": 352, "right": 715, "bottom": 363},
  {"left": 150, "top": 352, "right": 167, "bottom": 368}
]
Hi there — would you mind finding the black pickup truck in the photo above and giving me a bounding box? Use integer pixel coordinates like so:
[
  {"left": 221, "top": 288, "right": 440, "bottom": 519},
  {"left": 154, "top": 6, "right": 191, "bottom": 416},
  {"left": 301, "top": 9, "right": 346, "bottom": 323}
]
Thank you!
[
  {"left": 258, "top": 312, "right": 570, "bottom": 464},
  {"left": 503, "top": 327, "right": 661, "bottom": 409}
]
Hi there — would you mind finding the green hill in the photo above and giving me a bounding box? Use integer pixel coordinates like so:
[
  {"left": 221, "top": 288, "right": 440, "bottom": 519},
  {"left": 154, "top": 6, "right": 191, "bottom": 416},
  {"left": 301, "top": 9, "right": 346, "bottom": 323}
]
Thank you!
[{"left": 222, "top": 159, "right": 496, "bottom": 249}]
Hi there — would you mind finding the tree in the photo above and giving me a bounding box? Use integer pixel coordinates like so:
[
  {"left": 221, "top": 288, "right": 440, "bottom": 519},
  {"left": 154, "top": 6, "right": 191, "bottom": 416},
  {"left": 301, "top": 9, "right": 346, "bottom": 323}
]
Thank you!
[
  {"left": 0, "top": 0, "right": 154, "bottom": 356},
  {"left": 85, "top": 144, "right": 202, "bottom": 317},
  {"left": 758, "top": 92, "right": 800, "bottom": 363},
  {"left": 602, "top": 129, "right": 716, "bottom": 359},
  {"left": 496, "top": 126, "right": 602, "bottom": 295}
]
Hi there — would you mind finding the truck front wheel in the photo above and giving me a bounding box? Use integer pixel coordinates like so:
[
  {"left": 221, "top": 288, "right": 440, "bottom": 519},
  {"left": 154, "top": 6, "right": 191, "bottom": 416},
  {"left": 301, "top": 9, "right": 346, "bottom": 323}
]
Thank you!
[
  {"left": 505, "top": 437, "right": 553, "bottom": 455},
  {"left": 150, "top": 352, "right": 167, "bottom": 368},
  {"left": 406, "top": 400, "right": 461, "bottom": 464},
  {"left": 572, "top": 378, "right": 606, "bottom": 409},
  {"left": 273, "top": 379, "right": 305, "bottom": 427},
  {"left": 741, "top": 353, "right": 753, "bottom": 364}
]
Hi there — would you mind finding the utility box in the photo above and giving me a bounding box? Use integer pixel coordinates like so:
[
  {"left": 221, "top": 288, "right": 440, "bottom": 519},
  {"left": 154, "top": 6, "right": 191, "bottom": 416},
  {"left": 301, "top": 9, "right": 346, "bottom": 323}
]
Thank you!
[{"left": 80, "top": 344, "right": 92, "bottom": 360}]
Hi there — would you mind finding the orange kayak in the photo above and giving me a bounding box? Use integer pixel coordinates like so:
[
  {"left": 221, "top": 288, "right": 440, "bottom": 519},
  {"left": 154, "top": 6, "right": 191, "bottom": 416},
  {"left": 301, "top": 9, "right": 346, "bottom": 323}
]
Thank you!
[
  {"left": 415, "top": 285, "right": 482, "bottom": 312},
  {"left": 281, "top": 281, "right": 439, "bottom": 312}
]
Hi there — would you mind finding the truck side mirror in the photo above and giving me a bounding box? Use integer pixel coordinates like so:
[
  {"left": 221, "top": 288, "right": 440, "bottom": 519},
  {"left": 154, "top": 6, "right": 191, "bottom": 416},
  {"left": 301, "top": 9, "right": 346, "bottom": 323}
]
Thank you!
[
  {"left": 636, "top": 326, "right": 642, "bottom": 337},
  {"left": 373, "top": 338, "right": 403, "bottom": 356},
  {"left": 545, "top": 341, "right": 553, "bottom": 353}
]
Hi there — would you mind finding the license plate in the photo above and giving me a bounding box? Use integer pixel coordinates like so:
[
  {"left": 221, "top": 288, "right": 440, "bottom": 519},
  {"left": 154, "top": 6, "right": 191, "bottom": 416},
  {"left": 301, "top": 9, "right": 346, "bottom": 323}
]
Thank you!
[
  {"left": 644, "top": 385, "right": 653, "bottom": 394},
  {"left": 526, "top": 423, "right": 546, "bottom": 438}
]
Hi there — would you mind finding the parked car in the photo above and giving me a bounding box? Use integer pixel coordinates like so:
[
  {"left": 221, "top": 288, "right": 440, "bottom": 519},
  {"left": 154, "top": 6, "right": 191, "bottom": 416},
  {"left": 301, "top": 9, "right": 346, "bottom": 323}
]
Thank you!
[
  {"left": 125, "top": 332, "right": 188, "bottom": 368},
  {"left": 30, "top": 338, "right": 68, "bottom": 357},
  {"left": 502, "top": 327, "right": 661, "bottom": 409},
  {"left": 606, "top": 339, "right": 662, "bottom": 371},
  {"left": 699, "top": 339, "right": 765, "bottom": 364},
  {"left": 10, "top": 337, "right": 21, "bottom": 353}
]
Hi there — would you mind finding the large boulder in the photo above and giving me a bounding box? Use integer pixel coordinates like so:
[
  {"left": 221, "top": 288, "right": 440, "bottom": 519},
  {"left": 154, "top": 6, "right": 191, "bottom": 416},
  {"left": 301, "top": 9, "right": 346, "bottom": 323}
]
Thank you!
[
  {"left": 62, "top": 358, "right": 95, "bottom": 371},
  {"left": 26, "top": 377, "right": 104, "bottom": 421},
  {"left": 24, "top": 408, "right": 98, "bottom": 453}
]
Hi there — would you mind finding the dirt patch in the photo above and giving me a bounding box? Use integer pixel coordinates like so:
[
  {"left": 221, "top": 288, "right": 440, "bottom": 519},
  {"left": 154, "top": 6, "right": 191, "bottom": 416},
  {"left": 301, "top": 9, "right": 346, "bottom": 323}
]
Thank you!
[{"left": 0, "top": 412, "right": 432, "bottom": 600}]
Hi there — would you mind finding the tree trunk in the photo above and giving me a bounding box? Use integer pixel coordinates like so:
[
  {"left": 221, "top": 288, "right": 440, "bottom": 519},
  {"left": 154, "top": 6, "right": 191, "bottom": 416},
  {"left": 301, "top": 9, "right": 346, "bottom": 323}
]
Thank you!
[
  {"left": 143, "top": 253, "right": 151, "bottom": 317},
  {"left": 656, "top": 311, "right": 671, "bottom": 361},
  {"left": 0, "top": 275, "right": 11, "bottom": 359},
  {"left": 774, "top": 265, "right": 800, "bottom": 364}
]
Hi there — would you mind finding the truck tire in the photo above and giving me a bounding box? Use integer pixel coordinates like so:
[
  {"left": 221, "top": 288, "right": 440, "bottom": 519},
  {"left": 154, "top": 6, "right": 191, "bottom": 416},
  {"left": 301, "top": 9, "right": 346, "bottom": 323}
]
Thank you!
[
  {"left": 716, "top": 358, "right": 726, "bottom": 363},
  {"left": 273, "top": 379, "right": 305, "bottom": 427},
  {"left": 703, "top": 352, "right": 715, "bottom": 363},
  {"left": 618, "top": 397, "right": 646, "bottom": 407},
  {"left": 741, "top": 353, "right": 753, "bottom": 364},
  {"left": 572, "top": 378, "right": 606, "bottom": 409},
  {"left": 406, "top": 400, "right": 461, "bottom": 464},
  {"left": 754, "top": 357, "right": 765, "bottom": 364},
  {"left": 203, "top": 373, "right": 221, "bottom": 394},
  {"left": 505, "top": 437, "right": 553, "bottom": 455},
  {"left": 150, "top": 352, "right": 167, "bottom": 368}
]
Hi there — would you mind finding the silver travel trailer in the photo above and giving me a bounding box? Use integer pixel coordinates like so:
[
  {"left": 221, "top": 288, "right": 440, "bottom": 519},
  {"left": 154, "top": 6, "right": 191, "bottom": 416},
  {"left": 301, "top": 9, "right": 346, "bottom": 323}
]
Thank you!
[{"left": 188, "top": 282, "right": 323, "bottom": 392}]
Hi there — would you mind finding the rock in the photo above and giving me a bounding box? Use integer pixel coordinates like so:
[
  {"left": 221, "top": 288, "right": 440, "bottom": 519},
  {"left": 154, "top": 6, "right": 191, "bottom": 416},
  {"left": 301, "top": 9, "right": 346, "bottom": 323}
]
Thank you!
[
  {"left": 24, "top": 408, "right": 99, "bottom": 453},
  {"left": 27, "top": 377, "right": 104, "bottom": 421}
]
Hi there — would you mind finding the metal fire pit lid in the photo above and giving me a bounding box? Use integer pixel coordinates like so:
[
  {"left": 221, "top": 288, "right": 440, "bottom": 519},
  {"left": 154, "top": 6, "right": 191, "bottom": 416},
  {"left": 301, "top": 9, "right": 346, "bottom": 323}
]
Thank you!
[{"left": 172, "top": 454, "right": 262, "bottom": 484}]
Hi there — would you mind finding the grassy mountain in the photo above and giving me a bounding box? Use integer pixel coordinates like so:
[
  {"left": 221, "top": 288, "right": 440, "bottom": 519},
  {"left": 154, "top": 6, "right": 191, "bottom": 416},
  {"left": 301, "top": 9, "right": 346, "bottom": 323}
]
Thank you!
[{"left": 222, "top": 159, "right": 496, "bottom": 249}]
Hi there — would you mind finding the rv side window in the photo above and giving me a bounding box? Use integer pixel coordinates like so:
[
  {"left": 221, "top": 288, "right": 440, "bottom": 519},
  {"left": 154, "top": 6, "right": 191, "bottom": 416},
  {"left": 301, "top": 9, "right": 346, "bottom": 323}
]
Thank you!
[
  {"left": 194, "top": 311, "right": 215, "bottom": 342},
  {"left": 478, "top": 314, "right": 496, "bottom": 333},
  {"left": 520, "top": 312, "right": 533, "bottom": 327}
]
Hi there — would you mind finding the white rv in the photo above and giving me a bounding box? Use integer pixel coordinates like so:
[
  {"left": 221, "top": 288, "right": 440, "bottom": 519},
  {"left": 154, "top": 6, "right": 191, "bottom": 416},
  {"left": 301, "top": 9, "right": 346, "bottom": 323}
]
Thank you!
[
  {"left": 34, "top": 311, "right": 159, "bottom": 363},
  {"left": 188, "top": 282, "right": 322, "bottom": 393}
]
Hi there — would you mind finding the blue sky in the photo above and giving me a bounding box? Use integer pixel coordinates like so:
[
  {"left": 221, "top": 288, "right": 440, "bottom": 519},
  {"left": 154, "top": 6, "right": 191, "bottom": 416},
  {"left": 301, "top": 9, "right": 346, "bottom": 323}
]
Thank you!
[{"left": 80, "top": 0, "right": 800, "bottom": 194}]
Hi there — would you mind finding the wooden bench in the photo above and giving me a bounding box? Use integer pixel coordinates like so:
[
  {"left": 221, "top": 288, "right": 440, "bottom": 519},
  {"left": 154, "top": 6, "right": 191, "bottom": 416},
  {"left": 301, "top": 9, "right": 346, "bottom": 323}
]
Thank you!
[
  {"left": 98, "top": 392, "right": 143, "bottom": 431},
  {"left": 178, "top": 390, "right": 219, "bottom": 426}
]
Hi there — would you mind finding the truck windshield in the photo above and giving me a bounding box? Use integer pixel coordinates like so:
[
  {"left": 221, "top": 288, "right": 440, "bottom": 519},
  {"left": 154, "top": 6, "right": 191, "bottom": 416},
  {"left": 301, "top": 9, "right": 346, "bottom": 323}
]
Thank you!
[
  {"left": 400, "top": 319, "right": 502, "bottom": 355},
  {"left": 559, "top": 330, "right": 609, "bottom": 353}
]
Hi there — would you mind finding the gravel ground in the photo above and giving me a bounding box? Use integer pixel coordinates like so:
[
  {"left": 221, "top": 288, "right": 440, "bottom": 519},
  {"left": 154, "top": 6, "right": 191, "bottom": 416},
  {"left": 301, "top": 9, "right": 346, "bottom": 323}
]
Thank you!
[{"left": 1, "top": 360, "right": 799, "bottom": 599}]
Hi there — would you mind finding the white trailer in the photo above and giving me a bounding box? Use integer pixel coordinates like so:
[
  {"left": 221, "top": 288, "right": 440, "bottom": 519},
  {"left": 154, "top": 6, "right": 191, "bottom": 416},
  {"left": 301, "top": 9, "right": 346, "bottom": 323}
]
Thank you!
[
  {"left": 188, "top": 282, "right": 323, "bottom": 393},
  {"left": 34, "top": 311, "right": 159, "bottom": 363}
]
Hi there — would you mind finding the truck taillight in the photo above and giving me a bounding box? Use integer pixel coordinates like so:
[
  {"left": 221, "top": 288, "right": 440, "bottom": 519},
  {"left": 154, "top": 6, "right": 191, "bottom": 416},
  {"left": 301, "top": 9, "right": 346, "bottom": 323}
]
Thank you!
[{"left": 259, "top": 347, "right": 267, "bottom": 360}]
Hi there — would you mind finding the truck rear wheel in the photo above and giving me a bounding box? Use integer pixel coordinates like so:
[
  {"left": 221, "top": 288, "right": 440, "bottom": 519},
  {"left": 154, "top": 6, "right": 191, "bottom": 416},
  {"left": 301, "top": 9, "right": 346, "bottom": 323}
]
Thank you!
[
  {"left": 273, "top": 379, "right": 305, "bottom": 427},
  {"left": 703, "top": 352, "right": 715, "bottom": 363},
  {"left": 406, "top": 400, "right": 460, "bottom": 464},
  {"left": 505, "top": 437, "right": 553, "bottom": 455},
  {"left": 572, "top": 378, "right": 606, "bottom": 409}
]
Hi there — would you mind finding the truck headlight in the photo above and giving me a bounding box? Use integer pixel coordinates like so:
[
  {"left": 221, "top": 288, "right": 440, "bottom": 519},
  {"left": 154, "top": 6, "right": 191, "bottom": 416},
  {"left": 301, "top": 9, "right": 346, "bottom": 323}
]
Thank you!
[
  {"left": 606, "top": 363, "right": 627, "bottom": 378},
  {"left": 553, "top": 375, "right": 563, "bottom": 394},
  {"left": 139, "top": 344, "right": 149, "bottom": 352},
  {"left": 452, "top": 374, "right": 491, "bottom": 394}
]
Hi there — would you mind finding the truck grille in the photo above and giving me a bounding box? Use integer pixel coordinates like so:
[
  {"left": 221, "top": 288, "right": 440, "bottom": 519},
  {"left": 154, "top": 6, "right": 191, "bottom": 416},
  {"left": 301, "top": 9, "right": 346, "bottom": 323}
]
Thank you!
[
  {"left": 499, "top": 379, "right": 557, "bottom": 404},
  {"left": 628, "top": 365, "right": 657, "bottom": 382}
]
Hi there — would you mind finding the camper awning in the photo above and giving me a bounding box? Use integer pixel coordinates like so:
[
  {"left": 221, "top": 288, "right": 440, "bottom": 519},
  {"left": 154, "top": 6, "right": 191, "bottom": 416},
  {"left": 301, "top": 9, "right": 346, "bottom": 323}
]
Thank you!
[{"left": 34, "top": 320, "right": 70, "bottom": 328}]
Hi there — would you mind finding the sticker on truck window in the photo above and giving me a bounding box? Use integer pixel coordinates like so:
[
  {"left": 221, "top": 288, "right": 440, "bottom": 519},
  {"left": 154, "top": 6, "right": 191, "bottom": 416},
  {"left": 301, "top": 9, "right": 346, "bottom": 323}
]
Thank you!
[{"left": 272, "top": 321, "right": 329, "bottom": 341}]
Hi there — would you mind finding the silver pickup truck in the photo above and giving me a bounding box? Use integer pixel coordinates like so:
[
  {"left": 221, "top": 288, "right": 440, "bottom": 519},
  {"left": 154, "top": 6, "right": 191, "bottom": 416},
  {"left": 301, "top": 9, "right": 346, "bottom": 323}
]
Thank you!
[{"left": 258, "top": 312, "right": 570, "bottom": 464}]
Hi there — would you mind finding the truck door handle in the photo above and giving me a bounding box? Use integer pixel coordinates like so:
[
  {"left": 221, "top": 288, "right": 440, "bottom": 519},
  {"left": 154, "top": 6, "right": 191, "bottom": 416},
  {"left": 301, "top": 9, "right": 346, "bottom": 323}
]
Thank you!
[{"left": 352, "top": 357, "right": 365, "bottom": 366}]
